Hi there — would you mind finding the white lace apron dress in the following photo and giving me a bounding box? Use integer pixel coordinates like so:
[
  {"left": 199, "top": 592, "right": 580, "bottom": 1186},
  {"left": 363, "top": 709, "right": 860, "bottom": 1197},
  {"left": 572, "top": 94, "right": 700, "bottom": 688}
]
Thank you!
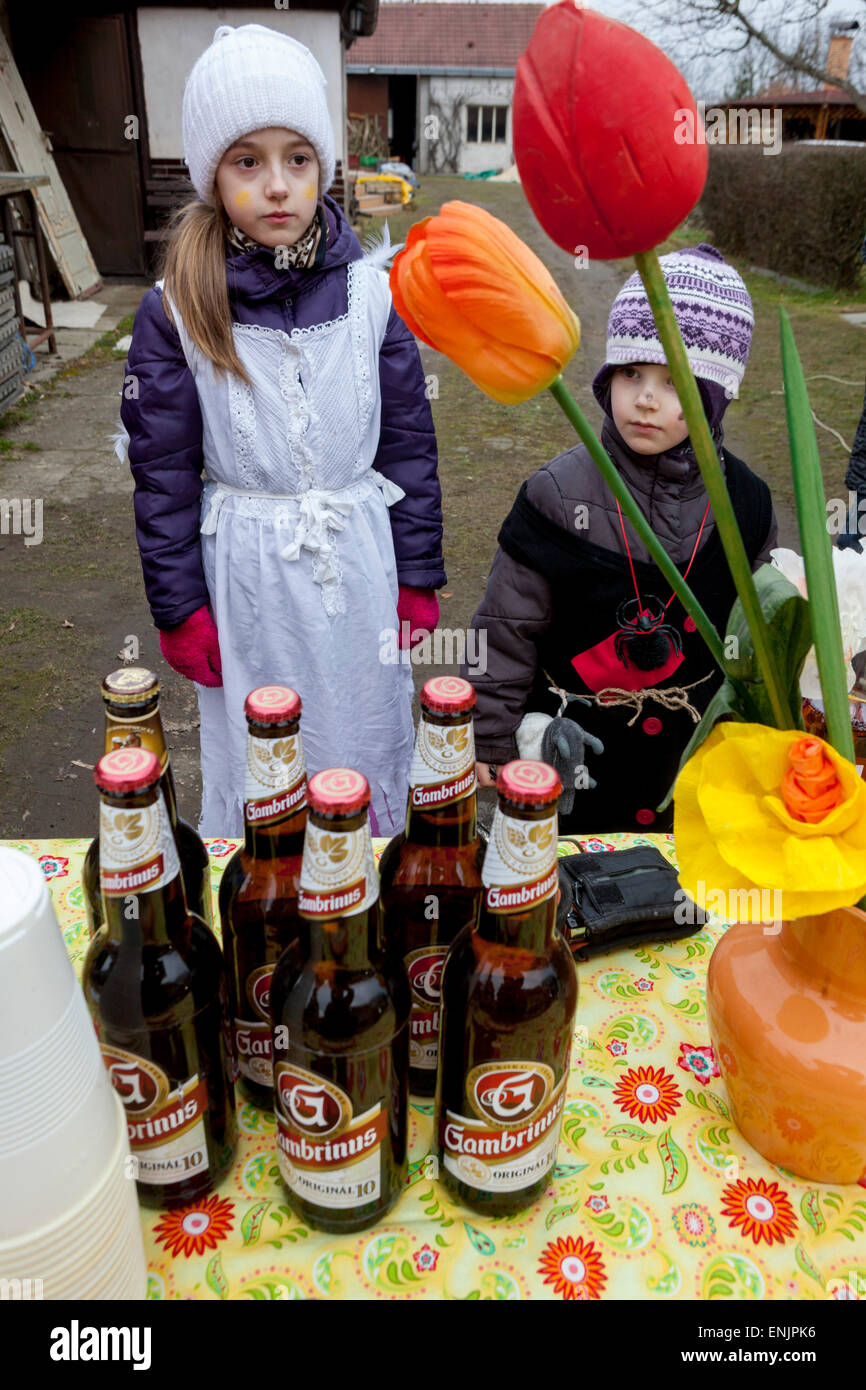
[{"left": 156, "top": 259, "right": 415, "bottom": 838}]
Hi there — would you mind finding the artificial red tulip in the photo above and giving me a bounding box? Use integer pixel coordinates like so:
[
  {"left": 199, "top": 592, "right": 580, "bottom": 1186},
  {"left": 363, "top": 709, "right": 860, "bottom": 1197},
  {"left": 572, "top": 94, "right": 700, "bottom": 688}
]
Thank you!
[{"left": 513, "top": 3, "right": 708, "bottom": 260}]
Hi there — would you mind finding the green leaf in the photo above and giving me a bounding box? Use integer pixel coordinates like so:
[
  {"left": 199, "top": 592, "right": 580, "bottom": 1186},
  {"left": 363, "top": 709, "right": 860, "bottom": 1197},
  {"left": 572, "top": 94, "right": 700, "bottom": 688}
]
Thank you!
[
  {"left": 658, "top": 566, "right": 810, "bottom": 812},
  {"left": 657, "top": 679, "right": 748, "bottom": 811},
  {"left": 657, "top": 1127, "right": 688, "bottom": 1194},
  {"left": 546, "top": 1201, "right": 582, "bottom": 1231},
  {"left": 781, "top": 307, "right": 855, "bottom": 761},
  {"left": 205, "top": 1252, "right": 229, "bottom": 1301},
  {"left": 464, "top": 1222, "right": 495, "bottom": 1256},
  {"left": 605, "top": 1124, "right": 652, "bottom": 1142},
  {"left": 795, "top": 1244, "right": 824, "bottom": 1287},
  {"left": 241, "top": 1199, "right": 270, "bottom": 1247}
]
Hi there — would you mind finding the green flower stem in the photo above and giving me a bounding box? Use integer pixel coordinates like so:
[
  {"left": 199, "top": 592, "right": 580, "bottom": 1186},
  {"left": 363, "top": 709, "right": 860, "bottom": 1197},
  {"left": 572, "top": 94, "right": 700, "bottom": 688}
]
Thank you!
[
  {"left": 633, "top": 250, "right": 795, "bottom": 731},
  {"left": 780, "top": 307, "right": 856, "bottom": 763},
  {"left": 548, "top": 375, "right": 725, "bottom": 671}
]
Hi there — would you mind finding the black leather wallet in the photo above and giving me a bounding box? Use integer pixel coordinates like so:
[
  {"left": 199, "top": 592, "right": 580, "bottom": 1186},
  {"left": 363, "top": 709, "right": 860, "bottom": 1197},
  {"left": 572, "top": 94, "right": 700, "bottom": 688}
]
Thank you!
[{"left": 554, "top": 845, "right": 706, "bottom": 959}]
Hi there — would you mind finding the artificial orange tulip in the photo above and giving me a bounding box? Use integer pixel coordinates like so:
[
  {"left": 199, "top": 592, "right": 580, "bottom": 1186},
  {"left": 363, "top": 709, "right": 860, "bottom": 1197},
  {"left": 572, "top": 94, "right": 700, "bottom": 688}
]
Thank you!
[{"left": 389, "top": 201, "right": 580, "bottom": 405}]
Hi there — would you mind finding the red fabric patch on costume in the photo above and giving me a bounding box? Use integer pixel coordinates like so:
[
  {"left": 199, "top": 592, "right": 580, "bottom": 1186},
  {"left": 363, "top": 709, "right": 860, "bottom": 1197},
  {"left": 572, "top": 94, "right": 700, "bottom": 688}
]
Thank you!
[{"left": 571, "top": 630, "right": 684, "bottom": 694}]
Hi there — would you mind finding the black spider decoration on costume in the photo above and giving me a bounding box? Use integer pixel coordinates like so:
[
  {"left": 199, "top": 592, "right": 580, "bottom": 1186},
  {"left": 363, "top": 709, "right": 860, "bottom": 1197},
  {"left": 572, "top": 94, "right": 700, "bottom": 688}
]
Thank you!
[{"left": 614, "top": 596, "right": 683, "bottom": 671}]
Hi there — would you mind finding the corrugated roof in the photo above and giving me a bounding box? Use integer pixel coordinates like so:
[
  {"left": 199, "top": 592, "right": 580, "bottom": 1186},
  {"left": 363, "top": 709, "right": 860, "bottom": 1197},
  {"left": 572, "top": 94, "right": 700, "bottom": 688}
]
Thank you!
[{"left": 346, "top": 3, "right": 545, "bottom": 69}]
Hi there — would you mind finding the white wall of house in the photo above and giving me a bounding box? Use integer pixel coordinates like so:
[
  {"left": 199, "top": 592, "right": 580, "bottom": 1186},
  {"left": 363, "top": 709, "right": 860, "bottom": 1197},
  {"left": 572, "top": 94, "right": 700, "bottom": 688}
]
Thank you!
[
  {"left": 418, "top": 74, "right": 513, "bottom": 175},
  {"left": 137, "top": 9, "right": 346, "bottom": 188}
]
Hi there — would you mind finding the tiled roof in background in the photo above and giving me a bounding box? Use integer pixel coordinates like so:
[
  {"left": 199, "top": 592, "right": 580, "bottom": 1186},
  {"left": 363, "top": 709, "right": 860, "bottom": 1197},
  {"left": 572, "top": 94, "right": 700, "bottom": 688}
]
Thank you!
[{"left": 347, "top": 3, "right": 545, "bottom": 69}]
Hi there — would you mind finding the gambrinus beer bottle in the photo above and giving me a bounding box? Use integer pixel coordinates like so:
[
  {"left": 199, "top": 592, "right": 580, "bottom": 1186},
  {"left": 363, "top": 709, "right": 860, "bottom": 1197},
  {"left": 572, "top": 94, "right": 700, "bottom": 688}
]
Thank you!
[
  {"left": 219, "top": 686, "right": 307, "bottom": 1105},
  {"left": 435, "top": 761, "right": 578, "bottom": 1215},
  {"left": 270, "top": 769, "right": 410, "bottom": 1232},
  {"left": 83, "top": 668, "right": 213, "bottom": 936},
  {"left": 378, "top": 676, "right": 483, "bottom": 1095},
  {"left": 83, "top": 748, "right": 236, "bottom": 1207}
]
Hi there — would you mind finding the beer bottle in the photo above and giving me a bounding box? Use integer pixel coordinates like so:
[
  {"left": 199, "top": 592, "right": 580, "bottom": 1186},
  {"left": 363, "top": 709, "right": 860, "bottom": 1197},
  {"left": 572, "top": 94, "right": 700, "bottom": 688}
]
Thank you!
[
  {"left": 270, "top": 769, "right": 410, "bottom": 1232},
  {"left": 83, "top": 748, "right": 237, "bottom": 1208},
  {"left": 83, "top": 668, "right": 213, "bottom": 935},
  {"left": 219, "top": 686, "right": 307, "bottom": 1106},
  {"left": 378, "top": 676, "right": 483, "bottom": 1095},
  {"left": 435, "top": 760, "right": 578, "bottom": 1216}
]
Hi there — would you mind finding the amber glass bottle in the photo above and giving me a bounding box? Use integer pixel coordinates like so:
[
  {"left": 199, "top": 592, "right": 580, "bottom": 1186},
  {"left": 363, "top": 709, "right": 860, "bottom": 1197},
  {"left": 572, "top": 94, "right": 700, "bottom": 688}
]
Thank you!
[
  {"left": 83, "top": 748, "right": 236, "bottom": 1208},
  {"left": 83, "top": 668, "right": 213, "bottom": 935},
  {"left": 802, "top": 693, "right": 866, "bottom": 769},
  {"left": 219, "top": 686, "right": 307, "bottom": 1105},
  {"left": 378, "top": 676, "right": 483, "bottom": 1095},
  {"left": 435, "top": 760, "right": 578, "bottom": 1216},
  {"left": 270, "top": 769, "right": 410, "bottom": 1233}
]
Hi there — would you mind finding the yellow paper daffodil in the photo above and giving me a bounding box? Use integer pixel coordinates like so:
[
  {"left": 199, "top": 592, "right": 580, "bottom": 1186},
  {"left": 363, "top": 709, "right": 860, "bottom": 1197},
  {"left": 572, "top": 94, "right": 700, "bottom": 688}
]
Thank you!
[
  {"left": 389, "top": 201, "right": 580, "bottom": 405},
  {"left": 674, "top": 722, "right": 866, "bottom": 920}
]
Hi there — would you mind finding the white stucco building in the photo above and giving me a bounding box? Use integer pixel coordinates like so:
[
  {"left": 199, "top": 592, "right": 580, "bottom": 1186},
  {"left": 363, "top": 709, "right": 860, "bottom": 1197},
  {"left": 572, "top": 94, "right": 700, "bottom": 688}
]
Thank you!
[{"left": 346, "top": 4, "right": 544, "bottom": 176}]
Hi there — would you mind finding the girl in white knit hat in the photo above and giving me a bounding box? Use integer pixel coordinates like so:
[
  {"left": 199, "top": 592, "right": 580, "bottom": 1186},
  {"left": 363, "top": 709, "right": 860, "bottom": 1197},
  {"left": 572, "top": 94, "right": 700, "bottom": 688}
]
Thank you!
[{"left": 119, "top": 23, "right": 445, "bottom": 836}]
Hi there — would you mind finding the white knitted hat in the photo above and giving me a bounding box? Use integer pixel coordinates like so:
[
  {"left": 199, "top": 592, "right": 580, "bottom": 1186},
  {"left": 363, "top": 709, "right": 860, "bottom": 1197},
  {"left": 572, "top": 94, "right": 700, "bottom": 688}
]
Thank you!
[{"left": 182, "top": 23, "right": 335, "bottom": 206}]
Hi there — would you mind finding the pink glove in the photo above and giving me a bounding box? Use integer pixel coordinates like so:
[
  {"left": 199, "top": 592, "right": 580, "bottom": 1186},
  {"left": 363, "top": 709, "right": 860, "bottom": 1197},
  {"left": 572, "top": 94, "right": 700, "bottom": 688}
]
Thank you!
[
  {"left": 159, "top": 606, "right": 223, "bottom": 687},
  {"left": 397, "top": 586, "right": 440, "bottom": 650}
]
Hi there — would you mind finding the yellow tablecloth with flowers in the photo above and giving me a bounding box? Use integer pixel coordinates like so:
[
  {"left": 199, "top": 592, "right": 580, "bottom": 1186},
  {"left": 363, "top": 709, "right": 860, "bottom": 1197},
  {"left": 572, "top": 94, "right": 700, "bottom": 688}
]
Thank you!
[{"left": 9, "top": 833, "right": 866, "bottom": 1303}]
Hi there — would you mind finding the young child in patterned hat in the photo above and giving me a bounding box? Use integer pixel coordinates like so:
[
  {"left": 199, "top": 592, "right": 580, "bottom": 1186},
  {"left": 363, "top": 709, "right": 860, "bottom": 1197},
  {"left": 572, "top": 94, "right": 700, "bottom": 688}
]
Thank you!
[{"left": 462, "top": 244, "right": 779, "bottom": 834}]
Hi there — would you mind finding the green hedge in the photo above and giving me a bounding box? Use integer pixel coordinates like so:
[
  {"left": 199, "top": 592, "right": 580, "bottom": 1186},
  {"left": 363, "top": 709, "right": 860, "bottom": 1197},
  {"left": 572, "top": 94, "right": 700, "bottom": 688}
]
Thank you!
[{"left": 698, "top": 143, "right": 866, "bottom": 291}]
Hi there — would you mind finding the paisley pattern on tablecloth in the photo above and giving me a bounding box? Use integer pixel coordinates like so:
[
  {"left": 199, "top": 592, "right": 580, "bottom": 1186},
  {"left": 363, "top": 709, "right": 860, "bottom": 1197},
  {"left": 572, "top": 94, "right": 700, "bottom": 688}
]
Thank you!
[{"left": 7, "top": 833, "right": 865, "bottom": 1302}]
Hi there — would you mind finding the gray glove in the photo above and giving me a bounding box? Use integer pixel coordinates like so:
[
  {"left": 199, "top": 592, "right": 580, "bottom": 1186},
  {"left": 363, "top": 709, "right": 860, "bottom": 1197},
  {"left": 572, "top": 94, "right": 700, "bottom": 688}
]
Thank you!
[{"left": 541, "top": 716, "right": 604, "bottom": 817}]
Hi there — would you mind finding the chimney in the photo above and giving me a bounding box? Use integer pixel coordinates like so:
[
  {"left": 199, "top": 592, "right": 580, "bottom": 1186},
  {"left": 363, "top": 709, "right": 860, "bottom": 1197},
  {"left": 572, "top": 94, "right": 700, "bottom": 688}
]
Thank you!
[{"left": 824, "top": 22, "right": 858, "bottom": 88}]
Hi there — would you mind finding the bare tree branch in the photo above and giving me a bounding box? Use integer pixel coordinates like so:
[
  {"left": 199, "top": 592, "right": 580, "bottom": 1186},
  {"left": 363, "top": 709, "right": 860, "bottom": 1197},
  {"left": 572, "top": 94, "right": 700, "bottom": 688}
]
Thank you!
[{"left": 621, "top": 0, "right": 866, "bottom": 112}]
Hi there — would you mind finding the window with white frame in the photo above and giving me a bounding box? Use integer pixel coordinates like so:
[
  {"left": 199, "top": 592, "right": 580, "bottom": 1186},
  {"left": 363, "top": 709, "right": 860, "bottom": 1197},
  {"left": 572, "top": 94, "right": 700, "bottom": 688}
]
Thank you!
[{"left": 465, "top": 105, "right": 508, "bottom": 143}]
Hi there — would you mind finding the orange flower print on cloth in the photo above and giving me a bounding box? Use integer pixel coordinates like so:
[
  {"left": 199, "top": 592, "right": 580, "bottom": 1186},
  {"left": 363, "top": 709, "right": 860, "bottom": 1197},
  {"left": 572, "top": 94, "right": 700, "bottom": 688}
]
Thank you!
[
  {"left": 538, "top": 1235, "right": 607, "bottom": 1300},
  {"left": 613, "top": 1065, "right": 682, "bottom": 1125},
  {"left": 676, "top": 1042, "right": 720, "bottom": 1087},
  {"left": 717, "top": 1043, "right": 739, "bottom": 1079},
  {"left": 720, "top": 1178, "right": 797, "bottom": 1247},
  {"left": 152, "top": 1194, "right": 235, "bottom": 1259},
  {"left": 781, "top": 738, "right": 844, "bottom": 824},
  {"left": 773, "top": 1107, "right": 816, "bottom": 1146}
]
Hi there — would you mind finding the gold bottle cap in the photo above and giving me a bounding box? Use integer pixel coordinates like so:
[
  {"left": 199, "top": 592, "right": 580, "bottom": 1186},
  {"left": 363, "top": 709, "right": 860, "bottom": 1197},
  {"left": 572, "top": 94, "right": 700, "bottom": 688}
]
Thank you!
[{"left": 101, "top": 667, "right": 160, "bottom": 706}]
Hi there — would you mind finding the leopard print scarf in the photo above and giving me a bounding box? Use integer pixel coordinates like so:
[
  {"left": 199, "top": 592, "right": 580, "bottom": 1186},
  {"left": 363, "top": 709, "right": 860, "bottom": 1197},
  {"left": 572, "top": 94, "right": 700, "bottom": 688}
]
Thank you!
[{"left": 227, "top": 203, "right": 327, "bottom": 267}]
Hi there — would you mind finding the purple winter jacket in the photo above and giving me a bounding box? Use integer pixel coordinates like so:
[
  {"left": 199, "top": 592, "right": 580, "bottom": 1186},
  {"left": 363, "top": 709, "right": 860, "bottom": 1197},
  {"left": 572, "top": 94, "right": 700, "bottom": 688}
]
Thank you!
[{"left": 121, "top": 194, "right": 446, "bottom": 629}]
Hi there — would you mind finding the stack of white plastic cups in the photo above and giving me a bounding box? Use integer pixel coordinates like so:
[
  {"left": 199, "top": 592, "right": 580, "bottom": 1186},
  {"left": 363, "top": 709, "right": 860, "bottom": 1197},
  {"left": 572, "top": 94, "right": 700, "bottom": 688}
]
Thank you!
[{"left": 0, "top": 847, "right": 147, "bottom": 1298}]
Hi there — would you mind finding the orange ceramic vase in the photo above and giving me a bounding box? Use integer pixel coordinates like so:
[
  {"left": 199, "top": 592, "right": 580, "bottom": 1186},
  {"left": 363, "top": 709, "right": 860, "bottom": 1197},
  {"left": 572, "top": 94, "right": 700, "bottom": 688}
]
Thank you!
[{"left": 706, "top": 906, "right": 866, "bottom": 1184}]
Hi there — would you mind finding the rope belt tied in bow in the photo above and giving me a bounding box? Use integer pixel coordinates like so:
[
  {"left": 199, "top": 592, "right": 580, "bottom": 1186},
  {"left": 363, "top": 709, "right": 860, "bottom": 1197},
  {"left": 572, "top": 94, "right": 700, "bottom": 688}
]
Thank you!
[{"left": 543, "top": 669, "right": 714, "bottom": 726}]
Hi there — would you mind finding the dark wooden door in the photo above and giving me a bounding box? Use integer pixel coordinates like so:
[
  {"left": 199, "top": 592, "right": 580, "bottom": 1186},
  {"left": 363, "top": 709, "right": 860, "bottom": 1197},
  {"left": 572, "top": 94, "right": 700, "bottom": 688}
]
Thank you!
[{"left": 8, "top": 9, "right": 146, "bottom": 276}]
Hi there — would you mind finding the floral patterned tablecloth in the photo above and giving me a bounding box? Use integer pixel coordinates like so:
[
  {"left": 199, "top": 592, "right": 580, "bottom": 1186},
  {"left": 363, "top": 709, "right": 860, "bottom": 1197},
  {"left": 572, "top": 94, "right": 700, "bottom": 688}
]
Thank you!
[{"left": 8, "top": 833, "right": 866, "bottom": 1303}]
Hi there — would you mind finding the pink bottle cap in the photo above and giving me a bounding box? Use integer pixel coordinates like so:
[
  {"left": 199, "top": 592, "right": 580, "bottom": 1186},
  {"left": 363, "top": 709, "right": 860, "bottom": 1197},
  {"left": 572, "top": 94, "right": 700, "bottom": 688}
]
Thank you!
[
  {"left": 420, "top": 676, "right": 476, "bottom": 714},
  {"left": 307, "top": 768, "right": 370, "bottom": 815},
  {"left": 498, "top": 760, "right": 561, "bottom": 807},
  {"left": 244, "top": 685, "right": 302, "bottom": 724},
  {"left": 95, "top": 748, "right": 161, "bottom": 794}
]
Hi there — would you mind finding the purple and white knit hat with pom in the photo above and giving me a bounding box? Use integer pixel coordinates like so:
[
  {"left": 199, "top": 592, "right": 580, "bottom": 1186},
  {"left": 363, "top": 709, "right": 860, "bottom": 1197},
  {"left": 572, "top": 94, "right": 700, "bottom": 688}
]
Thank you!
[{"left": 592, "top": 244, "right": 753, "bottom": 425}]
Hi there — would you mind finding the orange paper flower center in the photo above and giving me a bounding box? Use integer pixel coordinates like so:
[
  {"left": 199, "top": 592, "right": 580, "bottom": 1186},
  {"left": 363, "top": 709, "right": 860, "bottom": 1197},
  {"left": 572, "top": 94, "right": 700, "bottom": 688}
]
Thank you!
[{"left": 781, "top": 738, "right": 844, "bottom": 823}]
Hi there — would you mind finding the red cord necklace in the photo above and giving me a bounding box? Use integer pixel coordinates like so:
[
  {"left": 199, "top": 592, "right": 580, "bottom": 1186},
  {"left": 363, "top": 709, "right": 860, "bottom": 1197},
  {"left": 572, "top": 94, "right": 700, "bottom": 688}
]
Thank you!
[
  {"left": 611, "top": 498, "right": 712, "bottom": 670},
  {"left": 615, "top": 498, "right": 712, "bottom": 616}
]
